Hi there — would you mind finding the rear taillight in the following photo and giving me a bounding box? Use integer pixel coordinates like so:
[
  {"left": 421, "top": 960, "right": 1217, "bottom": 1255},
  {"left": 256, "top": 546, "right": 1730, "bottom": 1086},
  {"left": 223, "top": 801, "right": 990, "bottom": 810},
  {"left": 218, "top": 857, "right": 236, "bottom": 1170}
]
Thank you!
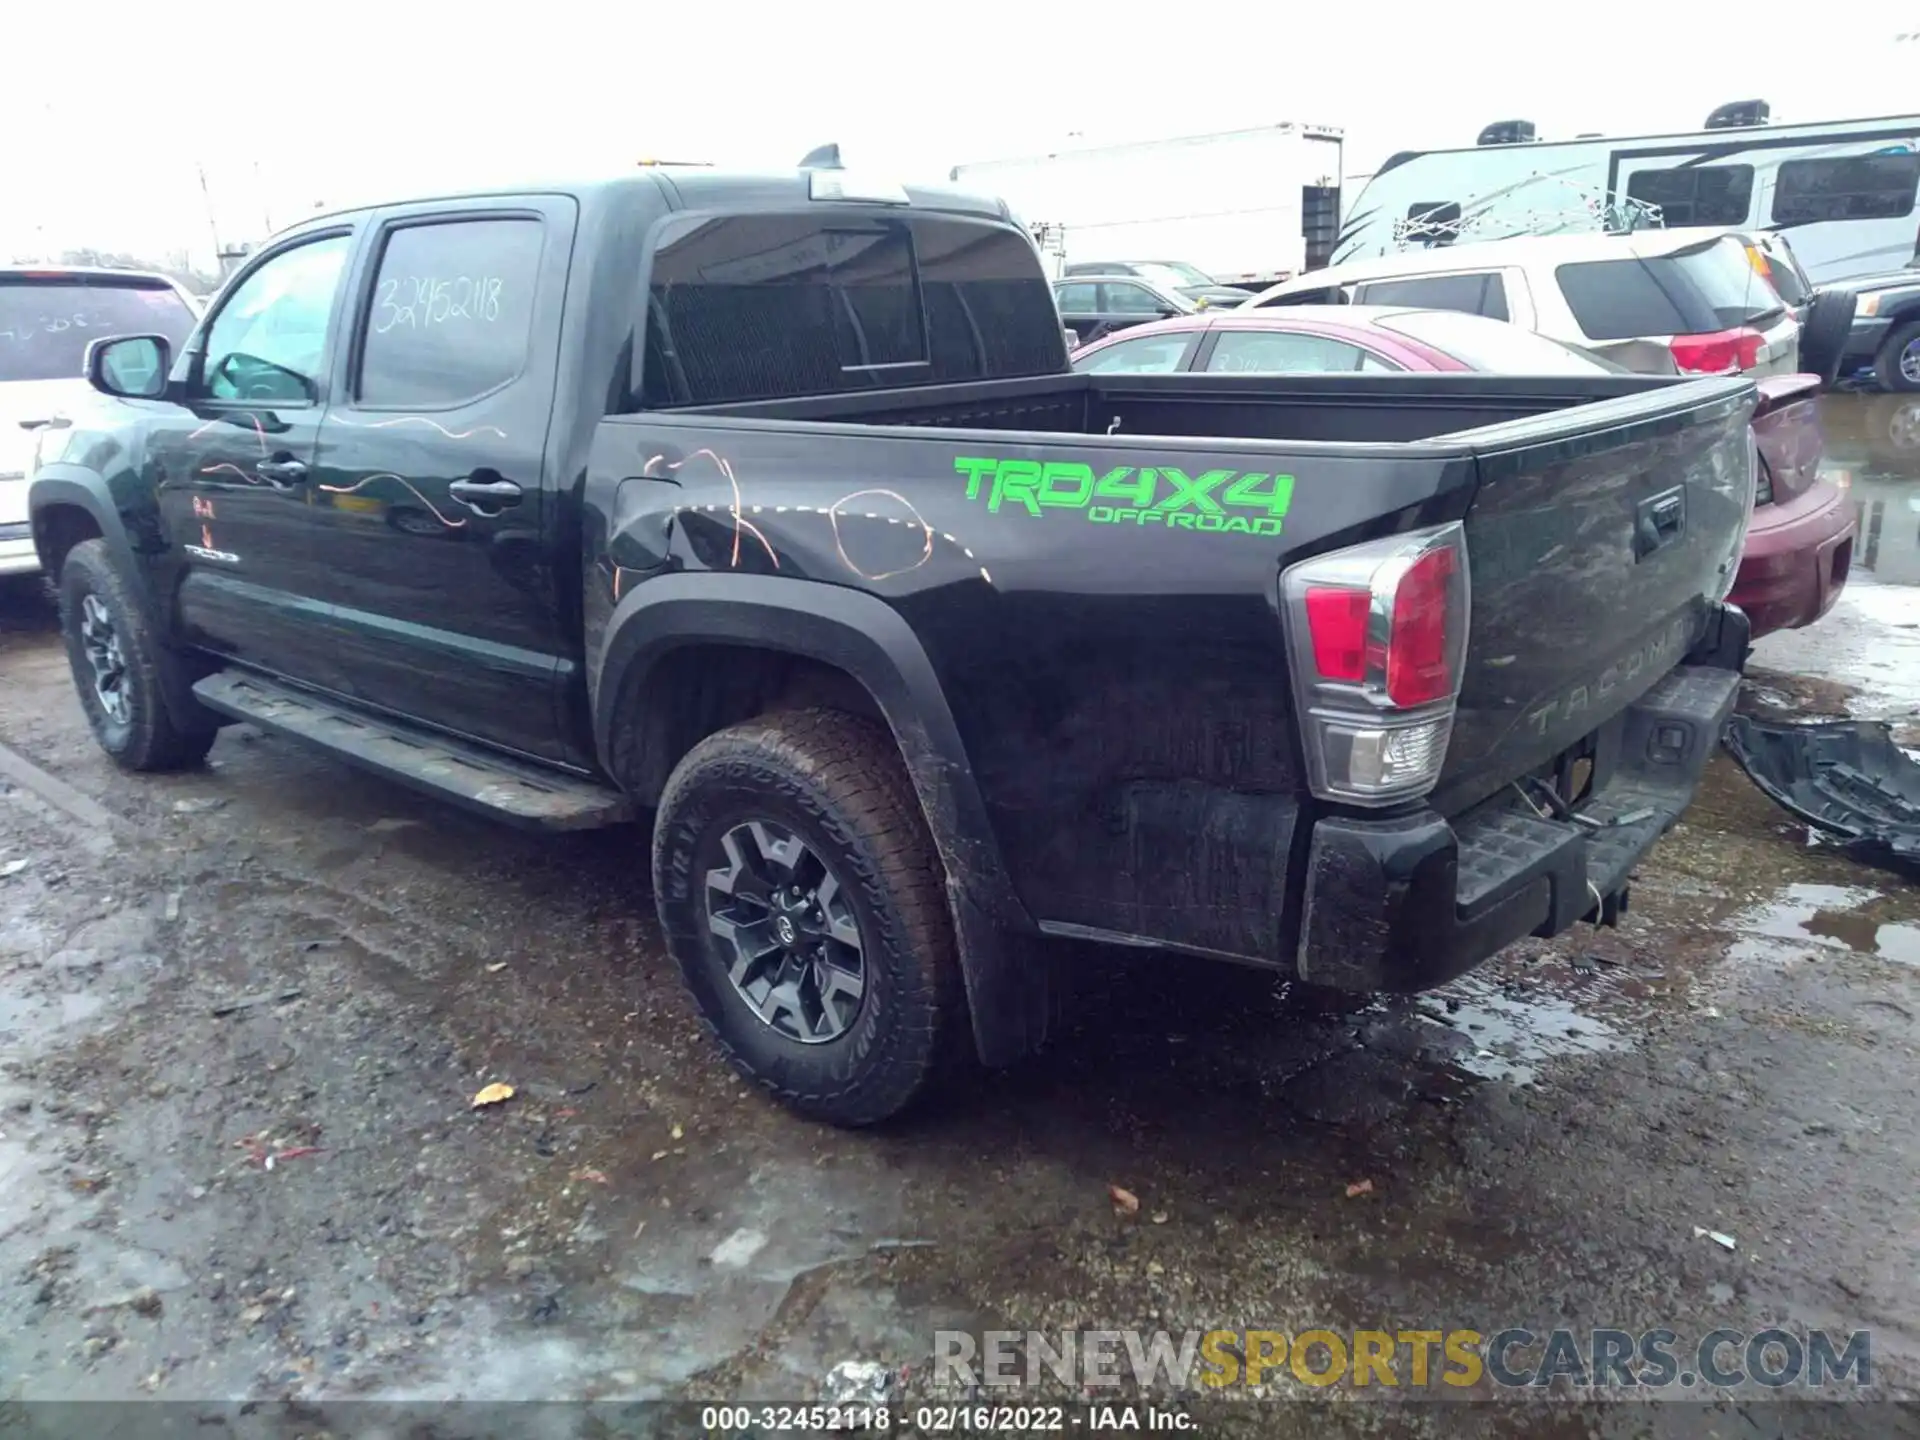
[
  {"left": 1280, "top": 523, "right": 1470, "bottom": 806},
  {"left": 1669, "top": 327, "right": 1765, "bottom": 374}
]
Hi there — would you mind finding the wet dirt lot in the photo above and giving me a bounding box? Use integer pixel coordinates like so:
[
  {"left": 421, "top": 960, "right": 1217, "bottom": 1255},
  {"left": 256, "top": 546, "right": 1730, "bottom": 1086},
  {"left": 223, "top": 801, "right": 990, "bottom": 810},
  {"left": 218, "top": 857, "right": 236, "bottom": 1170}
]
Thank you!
[{"left": 3, "top": 393, "right": 1920, "bottom": 1438}]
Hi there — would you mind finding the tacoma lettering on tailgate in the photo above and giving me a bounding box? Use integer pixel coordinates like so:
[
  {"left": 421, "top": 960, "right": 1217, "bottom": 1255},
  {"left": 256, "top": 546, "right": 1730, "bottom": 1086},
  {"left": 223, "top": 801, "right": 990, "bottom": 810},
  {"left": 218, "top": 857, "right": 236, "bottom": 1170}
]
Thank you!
[{"left": 1521, "top": 615, "right": 1692, "bottom": 737}]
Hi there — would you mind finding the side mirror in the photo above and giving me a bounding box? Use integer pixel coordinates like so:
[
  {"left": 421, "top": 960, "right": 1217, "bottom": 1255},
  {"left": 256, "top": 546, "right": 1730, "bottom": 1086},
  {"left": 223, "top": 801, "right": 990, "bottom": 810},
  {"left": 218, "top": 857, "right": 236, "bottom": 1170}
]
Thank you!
[
  {"left": 85, "top": 335, "right": 172, "bottom": 400},
  {"left": 1158, "top": 304, "right": 1181, "bottom": 318},
  {"left": 1063, "top": 327, "right": 1080, "bottom": 352}
]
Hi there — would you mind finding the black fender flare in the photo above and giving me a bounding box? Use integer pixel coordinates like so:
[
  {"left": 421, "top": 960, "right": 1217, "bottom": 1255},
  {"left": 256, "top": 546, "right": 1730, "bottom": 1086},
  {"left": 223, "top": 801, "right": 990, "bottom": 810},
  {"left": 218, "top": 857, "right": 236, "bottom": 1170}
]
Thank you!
[
  {"left": 29, "top": 463, "right": 203, "bottom": 729},
  {"left": 593, "top": 573, "right": 1048, "bottom": 1066}
]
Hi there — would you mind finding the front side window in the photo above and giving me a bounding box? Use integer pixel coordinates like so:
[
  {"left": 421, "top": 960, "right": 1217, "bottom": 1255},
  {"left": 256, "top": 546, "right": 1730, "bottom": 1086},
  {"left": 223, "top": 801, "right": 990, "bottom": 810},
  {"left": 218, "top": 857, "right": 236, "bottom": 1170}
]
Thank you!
[
  {"left": 1772, "top": 152, "right": 1920, "bottom": 225},
  {"left": 1073, "top": 333, "right": 1191, "bottom": 374},
  {"left": 199, "top": 235, "right": 352, "bottom": 404},
  {"left": 1205, "top": 329, "right": 1380, "bottom": 373},
  {"left": 1102, "top": 282, "right": 1169, "bottom": 315},
  {"left": 1354, "top": 271, "right": 1509, "bottom": 320},
  {"left": 357, "top": 218, "right": 544, "bottom": 408},
  {"left": 1623, "top": 165, "right": 1755, "bottom": 227}
]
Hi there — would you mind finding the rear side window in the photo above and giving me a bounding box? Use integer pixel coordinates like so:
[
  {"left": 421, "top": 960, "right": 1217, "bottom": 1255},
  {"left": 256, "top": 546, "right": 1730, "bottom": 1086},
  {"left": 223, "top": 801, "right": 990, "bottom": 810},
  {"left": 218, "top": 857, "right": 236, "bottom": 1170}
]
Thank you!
[
  {"left": 641, "top": 213, "right": 1061, "bottom": 407},
  {"left": 1623, "top": 165, "right": 1755, "bottom": 227},
  {"left": 1353, "top": 272, "right": 1509, "bottom": 321},
  {"left": 1054, "top": 283, "right": 1099, "bottom": 310},
  {"left": 1101, "top": 282, "right": 1167, "bottom": 314},
  {"left": 0, "top": 276, "right": 198, "bottom": 383},
  {"left": 1073, "top": 333, "right": 1190, "bottom": 374},
  {"left": 1772, "top": 153, "right": 1920, "bottom": 225},
  {"left": 358, "top": 218, "right": 544, "bottom": 407},
  {"left": 1205, "top": 329, "right": 1379, "bottom": 373},
  {"left": 1555, "top": 238, "right": 1783, "bottom": 340}
]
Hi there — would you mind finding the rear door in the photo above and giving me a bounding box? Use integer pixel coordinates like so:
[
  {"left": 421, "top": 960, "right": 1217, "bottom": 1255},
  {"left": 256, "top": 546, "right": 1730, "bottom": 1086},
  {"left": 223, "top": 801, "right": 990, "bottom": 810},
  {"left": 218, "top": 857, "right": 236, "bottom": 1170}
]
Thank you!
[{"left": 303, "top": 197, "right": 577, "bottom": 760}]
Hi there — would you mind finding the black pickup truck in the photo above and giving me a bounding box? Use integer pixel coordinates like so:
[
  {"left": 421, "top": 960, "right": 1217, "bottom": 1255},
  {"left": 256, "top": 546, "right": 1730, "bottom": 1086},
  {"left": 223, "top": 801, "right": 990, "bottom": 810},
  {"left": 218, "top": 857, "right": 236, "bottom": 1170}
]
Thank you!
[{"left": 29, "top": 167, "right": 1757, "bottom": 1125}]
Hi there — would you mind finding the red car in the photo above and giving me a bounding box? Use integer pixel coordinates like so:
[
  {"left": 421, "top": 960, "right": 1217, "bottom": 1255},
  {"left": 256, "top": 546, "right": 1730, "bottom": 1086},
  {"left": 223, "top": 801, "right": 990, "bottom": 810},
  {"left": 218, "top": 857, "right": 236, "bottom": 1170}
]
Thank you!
[{"left": 1071, "top": 306, "right": 1854, "bottom": 639}]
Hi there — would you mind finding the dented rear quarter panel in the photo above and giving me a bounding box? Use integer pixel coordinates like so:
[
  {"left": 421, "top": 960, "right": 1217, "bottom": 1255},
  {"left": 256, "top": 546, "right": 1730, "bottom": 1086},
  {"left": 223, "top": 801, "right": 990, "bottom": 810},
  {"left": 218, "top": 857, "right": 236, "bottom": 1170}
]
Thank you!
[{"left": 584, "top": 410, "right": 1481, "bottom": 962}]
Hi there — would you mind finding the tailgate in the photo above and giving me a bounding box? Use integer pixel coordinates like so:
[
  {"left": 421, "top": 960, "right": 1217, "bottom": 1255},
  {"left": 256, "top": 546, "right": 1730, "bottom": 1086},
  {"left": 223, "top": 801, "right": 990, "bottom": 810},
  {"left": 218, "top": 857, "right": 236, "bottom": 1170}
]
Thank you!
[{"left": 1432, "top": 377, "right": 1756, "bottom": 814}]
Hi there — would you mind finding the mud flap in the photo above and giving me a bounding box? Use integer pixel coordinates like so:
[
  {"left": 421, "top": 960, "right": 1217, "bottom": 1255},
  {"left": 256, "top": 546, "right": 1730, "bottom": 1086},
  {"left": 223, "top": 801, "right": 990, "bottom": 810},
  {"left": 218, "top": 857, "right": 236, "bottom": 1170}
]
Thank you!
[
  {"left": 1725, "top": 715, "right": 1920, "bottom": 878},
  {"left": 948, "top": 886, "right": 1051, "bottom": 1068}
]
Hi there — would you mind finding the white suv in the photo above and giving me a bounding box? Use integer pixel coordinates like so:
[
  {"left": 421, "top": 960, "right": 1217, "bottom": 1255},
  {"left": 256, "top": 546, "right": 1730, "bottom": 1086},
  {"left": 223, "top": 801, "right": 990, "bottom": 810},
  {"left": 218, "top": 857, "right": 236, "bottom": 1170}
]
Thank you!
[
  {"left": 1239, "top": 230, "right": 1801, "bottom": 378},
  {"left": 2, "top": 267, "right": 203, "bottom": 579}
]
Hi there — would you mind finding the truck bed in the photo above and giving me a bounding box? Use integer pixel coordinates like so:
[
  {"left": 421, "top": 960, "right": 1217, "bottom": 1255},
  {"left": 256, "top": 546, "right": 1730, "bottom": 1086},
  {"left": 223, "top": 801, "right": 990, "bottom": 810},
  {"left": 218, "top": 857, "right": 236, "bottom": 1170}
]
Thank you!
[{"left": 599, "top": 370, "right": 1755, "bottom": 973}]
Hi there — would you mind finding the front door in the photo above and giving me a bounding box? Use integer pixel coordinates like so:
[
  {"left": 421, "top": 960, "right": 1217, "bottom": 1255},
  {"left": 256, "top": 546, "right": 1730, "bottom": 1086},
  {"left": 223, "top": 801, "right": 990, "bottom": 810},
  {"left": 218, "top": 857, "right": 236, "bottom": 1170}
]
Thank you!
[
  {"left": 153, "top": 231, "right": 357, "bottom": 671},
  {"left": 303, "top": 199, "right": 576, "bottom": 761}
]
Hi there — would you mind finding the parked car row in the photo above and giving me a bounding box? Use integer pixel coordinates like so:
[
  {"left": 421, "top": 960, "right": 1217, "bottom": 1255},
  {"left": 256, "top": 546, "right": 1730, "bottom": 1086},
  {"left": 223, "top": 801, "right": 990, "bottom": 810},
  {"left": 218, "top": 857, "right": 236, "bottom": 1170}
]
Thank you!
[
  {"left": 1071, "top": 303, "right": 1854, "bottom": 641},
  {"left": 1059, "top": 228, "right": 1912, "bottom": 391}
]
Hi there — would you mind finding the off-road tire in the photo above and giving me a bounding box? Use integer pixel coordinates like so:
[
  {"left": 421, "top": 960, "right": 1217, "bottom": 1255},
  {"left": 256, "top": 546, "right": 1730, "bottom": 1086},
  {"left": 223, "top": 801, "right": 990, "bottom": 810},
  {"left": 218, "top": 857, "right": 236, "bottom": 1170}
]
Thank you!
[
  {"left": 58, "top": 539, "right": 217, "bottom": 772},
  {"left": 651, "top": 708, "right": 964, "bottom": 1126},
  {"left": 1798, "top": 289, "right": 1857, "bottom": 389},
  {"left": 1877, "top": 318, "right": 1920, "bottom": 394}
]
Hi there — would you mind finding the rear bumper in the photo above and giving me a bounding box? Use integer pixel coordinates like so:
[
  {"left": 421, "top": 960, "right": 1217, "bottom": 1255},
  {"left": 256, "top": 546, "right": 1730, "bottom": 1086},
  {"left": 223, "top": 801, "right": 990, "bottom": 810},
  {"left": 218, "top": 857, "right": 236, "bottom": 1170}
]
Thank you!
[
  {"left": 1294, "top": 612, "right": 1746, "bottom": 992},
  {"left": 1730, "top": 481, "right": 1856, "bottom": 638}
]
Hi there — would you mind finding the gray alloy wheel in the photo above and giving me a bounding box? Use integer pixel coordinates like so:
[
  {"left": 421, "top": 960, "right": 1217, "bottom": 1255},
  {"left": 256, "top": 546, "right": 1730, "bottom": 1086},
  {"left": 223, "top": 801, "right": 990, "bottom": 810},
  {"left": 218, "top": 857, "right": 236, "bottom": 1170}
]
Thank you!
[
  {"left": 78, "top": 592, "right": 132, "bottom": 725},
  {"left": 705, "top": 818, "right": 867, "bottom": 1044}
]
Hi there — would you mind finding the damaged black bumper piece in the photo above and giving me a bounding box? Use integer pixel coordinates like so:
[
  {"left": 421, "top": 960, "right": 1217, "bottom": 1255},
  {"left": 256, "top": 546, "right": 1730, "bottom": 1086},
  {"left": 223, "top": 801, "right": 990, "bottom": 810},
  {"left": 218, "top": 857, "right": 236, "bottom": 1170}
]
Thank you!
[
  {"left": 1725, "top": 715, "right": 1920, "bottom": 878},
  {"left": 1295, "top": 663, "right": 1742, "bottom": 993}
]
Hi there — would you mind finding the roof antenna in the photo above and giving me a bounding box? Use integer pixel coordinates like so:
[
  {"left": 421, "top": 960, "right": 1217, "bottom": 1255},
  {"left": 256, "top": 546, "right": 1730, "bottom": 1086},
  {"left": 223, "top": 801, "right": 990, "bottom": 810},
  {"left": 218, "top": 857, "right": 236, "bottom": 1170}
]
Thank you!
[{"left": 799, "top": 143, "right": 844, "bottom": 170}]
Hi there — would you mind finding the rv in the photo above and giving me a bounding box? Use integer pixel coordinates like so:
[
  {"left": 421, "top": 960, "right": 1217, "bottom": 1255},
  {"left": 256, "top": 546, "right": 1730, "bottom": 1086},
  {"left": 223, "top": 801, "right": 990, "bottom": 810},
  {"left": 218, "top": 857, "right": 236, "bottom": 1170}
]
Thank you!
[{"left": 1335, "top": 105, "right": 1920, "bottom": 285}]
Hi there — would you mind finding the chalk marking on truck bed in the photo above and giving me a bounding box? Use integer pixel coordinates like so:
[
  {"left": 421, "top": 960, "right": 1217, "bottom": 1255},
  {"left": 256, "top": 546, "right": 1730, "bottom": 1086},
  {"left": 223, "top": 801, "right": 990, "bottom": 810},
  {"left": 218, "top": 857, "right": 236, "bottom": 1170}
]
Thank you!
[{"left": 639, "top": 448, "right": 995, "bottom": 585}]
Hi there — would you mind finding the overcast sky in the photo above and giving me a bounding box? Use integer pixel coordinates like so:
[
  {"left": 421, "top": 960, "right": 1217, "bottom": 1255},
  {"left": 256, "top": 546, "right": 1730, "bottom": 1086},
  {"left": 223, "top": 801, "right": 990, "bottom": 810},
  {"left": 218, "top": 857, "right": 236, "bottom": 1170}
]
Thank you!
[{"left": 6, "top": 0, "right": 1917, "bottom": 271}]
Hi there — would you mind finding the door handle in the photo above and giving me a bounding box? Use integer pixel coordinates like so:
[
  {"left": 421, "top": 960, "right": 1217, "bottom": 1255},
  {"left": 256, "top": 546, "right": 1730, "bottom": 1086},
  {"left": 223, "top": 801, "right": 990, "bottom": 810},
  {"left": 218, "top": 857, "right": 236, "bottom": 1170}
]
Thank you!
[
  {"left": 256, "top": 457, "right": 308, "bottom": 486},
  {"left": 448, "top": 476, "right": 524, "bottom": 510}
]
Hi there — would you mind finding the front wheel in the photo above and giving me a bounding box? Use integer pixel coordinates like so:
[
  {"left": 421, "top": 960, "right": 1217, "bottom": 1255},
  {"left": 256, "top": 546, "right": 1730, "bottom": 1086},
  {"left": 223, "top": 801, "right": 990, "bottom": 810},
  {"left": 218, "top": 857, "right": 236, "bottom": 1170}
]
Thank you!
[
  {"left": 651, "top": 708, "right": 964, "bottom": 1126},
  {"left": 1878, "top": 319, "right": 1920, "bottom": 394},
  {"left": 58, "top": 539, "right": 217, "bottom": 772}
]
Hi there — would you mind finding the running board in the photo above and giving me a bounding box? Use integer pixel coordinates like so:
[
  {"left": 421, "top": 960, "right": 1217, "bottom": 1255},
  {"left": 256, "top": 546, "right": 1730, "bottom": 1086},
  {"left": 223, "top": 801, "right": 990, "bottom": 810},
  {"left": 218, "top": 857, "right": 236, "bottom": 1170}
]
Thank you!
[{"left": 192, "top": 672, "right": 633, "bottom": 832}]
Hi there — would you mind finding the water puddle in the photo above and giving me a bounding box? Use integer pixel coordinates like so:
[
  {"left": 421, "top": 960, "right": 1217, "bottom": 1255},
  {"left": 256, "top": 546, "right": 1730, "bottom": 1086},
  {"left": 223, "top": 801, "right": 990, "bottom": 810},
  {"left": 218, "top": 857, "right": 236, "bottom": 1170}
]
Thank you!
[
  {"left": 1414, "top": 971, "right": 1629, "bottom": 1086},
  {"left": 1725, "top": 882, "right": 1920, "bottom": 966}
]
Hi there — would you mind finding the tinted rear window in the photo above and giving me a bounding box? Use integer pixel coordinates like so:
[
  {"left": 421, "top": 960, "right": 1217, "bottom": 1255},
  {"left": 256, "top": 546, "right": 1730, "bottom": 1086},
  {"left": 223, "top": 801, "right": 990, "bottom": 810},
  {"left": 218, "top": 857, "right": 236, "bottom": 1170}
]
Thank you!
[
  {"left": 0, "top": 275, "right": 197, "bottom": 383},
  {"left": 1554, "top": 239, "right": 1783, "bottom": 340},
  {"left": 639, "top": 213, "right": 1064, "bottom": 407}
]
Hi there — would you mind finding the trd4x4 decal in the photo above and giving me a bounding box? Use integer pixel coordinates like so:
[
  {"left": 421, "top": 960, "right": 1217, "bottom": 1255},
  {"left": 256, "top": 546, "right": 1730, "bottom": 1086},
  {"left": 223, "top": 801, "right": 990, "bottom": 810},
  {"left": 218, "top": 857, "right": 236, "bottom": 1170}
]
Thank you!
[{"left": 953, "top": 456, "right": 1292, "bottom": 536}]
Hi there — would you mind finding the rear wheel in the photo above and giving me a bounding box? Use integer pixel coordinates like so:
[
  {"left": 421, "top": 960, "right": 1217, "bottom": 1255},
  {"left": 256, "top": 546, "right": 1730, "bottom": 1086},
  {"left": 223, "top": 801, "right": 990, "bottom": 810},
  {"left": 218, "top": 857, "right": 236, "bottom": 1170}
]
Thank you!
[
  {"left": 58, "top": 539, "right": 217, "bottom": 772},
  {"left": 1878, "top": 319, "right": 1920, "bottom": 394},
  {"left": 651, "top": 708, "right": 964, "bottom": 1126}
]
